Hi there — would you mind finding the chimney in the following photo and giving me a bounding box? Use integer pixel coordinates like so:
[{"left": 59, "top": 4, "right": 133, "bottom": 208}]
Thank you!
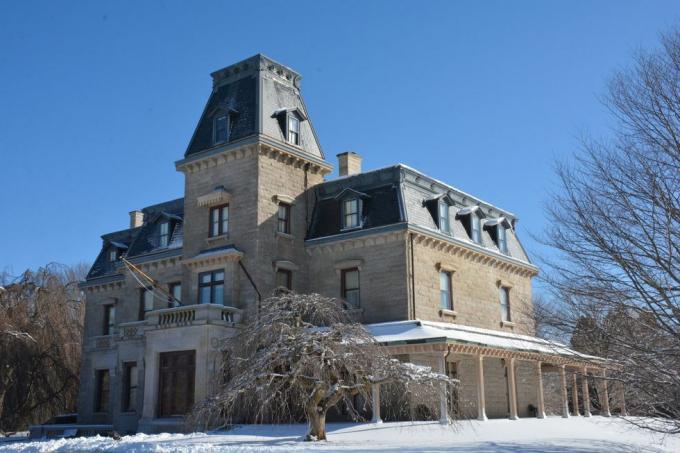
[
  {"left": 337, "top": 151, "right": 362, "bottom": 177},
  {"left": 129, "top": 210, "right": 144, "bottom": 228}
]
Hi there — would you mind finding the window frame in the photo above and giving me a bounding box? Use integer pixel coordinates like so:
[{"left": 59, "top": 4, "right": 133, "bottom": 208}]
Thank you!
[
  {"left": 138, "top": 287, "right": 154, "bottom": 320},
  {"left": 121, "top": 362, "right": 138, "bottom": 413},
  {"left": 159, "top": 221, "right": 170, "bottom": 248},
  {"left": 198, "top": 270, "right": 225, "bottom": 305},
  {"left": 108, "top": 249, "right": 118, "bottom": 263},
  {"left": 168, "top": 282, "right": 182, "bottom": 308},
  {"left": 287, "top": 114, "right": 300, "bottom": 145},
  {"left": 103, "top": 304, "right": 116, "bottom": 336},
  {"left": 213, "top": 114, "right": 230, "bottom": 145},
  {"left": 277, "top": 202, "right": 292, "bottom": 235},
  {"left": 439, "top": 201, "right": 450, "bottom": 234},
  {"left": 439, "top": 271, "right": 453, "bottom": 310},
  {"left": 341, "top": 267, "right": 361, "bottom": 308},
  {"left": 94, "top": 369, "right": 110, "bottom": 413},
  {"left": 209, "top": 204, "right": 229, "bottom": 238},
  {"left": 341, "top": 198, "right": 361, "bottom": 230},
  {"left": 275, "top": 268, "right": 293, "bottom": 290},
  {"left": 500, "top": 286, "right": 511, "bottom": 322},
  {"left": 497, "top": 225, "right": 508, "bottom": 254}
]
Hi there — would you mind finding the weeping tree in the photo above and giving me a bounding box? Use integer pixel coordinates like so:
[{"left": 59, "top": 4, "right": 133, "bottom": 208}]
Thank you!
[
  {"left": 540, "top": 29, "right": 680, "bottom": 433},
  {"left": 0, "top": 263, "right": 87, "bottom": 434},
  {"left": 190, "top": 290, "right": 456, "bottom": 441}
]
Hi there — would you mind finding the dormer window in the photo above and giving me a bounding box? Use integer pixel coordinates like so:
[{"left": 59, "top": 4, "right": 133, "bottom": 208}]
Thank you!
[
  {"left": 342, "top": 198, "right": 360, "bottom": 229},
  {"left": 213, "top": 114, "right": 229, "bottom": 145},
  {"left": 109, "top": 249, "right": 118, "bottom": 263},
  {"left": 288, "top": 115, "right": 300, "bottom": 145},
  {"left": 484, "top": 217, "right": 511, "bottom": 254},
  {"left": 497, "top": 225, "right": 508, "bottom": 254},
  {"left": 458, "top": 206, "right": 483, "bottom": 244},
  {"left": 159, "top": 221, "right": 170, "bottom": 247}
]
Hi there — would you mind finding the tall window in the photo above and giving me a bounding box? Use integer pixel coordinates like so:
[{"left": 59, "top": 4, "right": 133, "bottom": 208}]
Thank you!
[
  {"left": 276, "top": 269, "right": 292, "bottom": 290},
  {"left": 440, "top": 271, "right": 453, "bottom": 310},
  {"left": 214, "top": 114, "right": 229, "bottom": 144},
  {"left": 500, "top": 286, "right": 511, "bottom": 322},
  {"left": 288, "top": 115, "right": 300, "bottom": 145},
  {"left": 95, "top": 369, "right": 110, "bottom": 413},
  {"left": 439, "top": 202, "right": 450, "bottom": 234},
  {"left": 277, "top": 203, "right": 291, "bottom": 234},
  {"left": 159, "top": 221, "right": 170, "bottom": 247},
  {"left": 109, "top": 249, "right": 118, "bottom": 263},
  {"left": 139, "top": 288, "right": 154, "bottom": 320},
  {"left": 122, "top": 362, "right": 138, "bottom": 412},
  {"left": 471, "top": 215, "right": 481, "bottom": 243},
  {"left": 199, "top": 270, "right": 224, "bottom": 305},
  {"left": 342, "top": 198, "right": 360, "bottom": 229},
  {"left": 341, "top": 268, "right": 360, "bottom": 308},
  {"left": 168, "top": 282, "right": 182, "bottom": 308},
  {"left": 103, "top": 304, "right": 115, "bottom": 335},
  {"left": 210, "top": 205, "right": 229, "bottom": 237},
  {"left": 497, "top": 226, "right": 508, "bottom": 254}
]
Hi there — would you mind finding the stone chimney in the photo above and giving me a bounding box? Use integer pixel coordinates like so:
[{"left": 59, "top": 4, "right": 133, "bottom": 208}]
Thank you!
[
  {"left": 129, "top": 210, "right": 144, "bottom": 228},
  {"left": 337, "top": 151, "right": 362, "bottom": 177}
]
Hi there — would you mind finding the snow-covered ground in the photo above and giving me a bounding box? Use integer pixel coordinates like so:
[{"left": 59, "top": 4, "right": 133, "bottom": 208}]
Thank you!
[{"left": 1, "top": 417, "right": 679, "bottom": 452}]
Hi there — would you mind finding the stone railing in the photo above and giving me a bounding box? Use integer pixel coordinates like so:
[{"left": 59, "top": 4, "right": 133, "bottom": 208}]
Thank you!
[{"left": 146, "top": 303, "right": 242, "bottom": 329}]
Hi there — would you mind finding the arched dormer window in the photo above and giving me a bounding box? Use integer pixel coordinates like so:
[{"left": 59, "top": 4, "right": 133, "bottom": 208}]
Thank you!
[
  {"left": 457, "top": 205, "right": 484, "bottom": 244},
  {"left": 484, "top": 217, "right": 512, "bottom": 254}
]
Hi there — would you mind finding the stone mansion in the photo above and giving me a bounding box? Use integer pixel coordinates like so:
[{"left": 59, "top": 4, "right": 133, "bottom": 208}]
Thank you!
[{"left": 77, "top": 54, "right": 619, "bottom": 435}]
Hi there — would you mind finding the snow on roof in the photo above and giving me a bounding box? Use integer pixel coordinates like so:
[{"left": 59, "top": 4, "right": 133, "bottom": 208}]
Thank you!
[{"left": 367, "top": 320, "right": 604, "bottom": 361}]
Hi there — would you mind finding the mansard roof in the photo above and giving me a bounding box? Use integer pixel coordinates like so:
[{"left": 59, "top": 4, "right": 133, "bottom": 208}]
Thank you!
[
  {"left": 306, "top": 164, "right": 533, "bottom": 265},
  {"left": 184, "top": 54, "right": 324, "bottom": 160},
  {"left": 85, "top": 198, "right": 184, "bottom": 280}
]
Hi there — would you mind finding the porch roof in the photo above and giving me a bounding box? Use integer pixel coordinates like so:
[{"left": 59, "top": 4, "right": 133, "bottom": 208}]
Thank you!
[{"left": 367, "top": 320, "right": 604, "bottom": 363}]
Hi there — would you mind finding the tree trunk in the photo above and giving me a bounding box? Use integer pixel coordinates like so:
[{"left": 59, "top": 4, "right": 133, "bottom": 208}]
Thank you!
[{"left": 305, "top": 406, "right": 327, "bottom": 441}]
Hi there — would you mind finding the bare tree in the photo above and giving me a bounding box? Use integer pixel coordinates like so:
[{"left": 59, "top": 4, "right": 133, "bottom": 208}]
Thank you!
[
  {"left": 0, "top": 263, "right": 87, "bottom": 434},
  {"left": 541, "top": 29, "right": 680, "bottom": 433},
  {"left": 190, "top": 290, "right": 456, "bottom": 441}
]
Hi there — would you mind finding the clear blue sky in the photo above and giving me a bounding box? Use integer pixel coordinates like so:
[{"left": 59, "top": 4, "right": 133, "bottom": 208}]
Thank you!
[{"left": 1, "top": 0, "right": 678, "bottom": 275}]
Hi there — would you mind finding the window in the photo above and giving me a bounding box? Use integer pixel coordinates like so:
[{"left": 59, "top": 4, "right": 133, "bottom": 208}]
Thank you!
[
  {"left": 439, "top": 202, "right": 450, "bottom": 234},
  {"left": 199, "top": 270, "right": 225, "bottom": 305},
  {"left": 213, "top": 114, "right": 229, "bottom": 144},
  {"left": 276, "top": 269, "right": 292, "bottom": 290},
  {"left": 277, "top": 203, "right": 291, "bottom": 234},
  {"left": 439, "top": 271, "right": 453, "bottom": 310},
  {"left": 471, "top": 215, "right": 481, "bottom": 243},
  {"left": 497, "top": 226, "right": 508, "bottom": 254},
  {"left": 158, "top": 351, "right": 195, "bottom": 417},
  {"left": 288, "top": 115, "right": 300, "bottom": 145},
  {"left": 341, "top": 268, "right": 360, "bottom": 308},
  {"left": 95, "top": 369, "right": 110, "bottom": 413},
  {"left": 109, "top": 249, "right": 118, "bottom": 263},
  {"left": 159, "top": 221, "right": 170, "bottom": 247},
  {"left": 500, "top": 286, "right": 511, "bottom": 322},
  {"left": 139, "top": 288, "right": 154, "bottom": 320},
  {"left": 209, "top": 205, "right": 229, "bottom": 237},
  {"left": 122, "top": 362, "right": 138, "bottom": 412},
  {"left": 342, "top": 198, "right": 360, "bottom": 229},
  {"left": 168, "top": 282, "right": 182, "bottom": 308},
  {"left": 103, "top": 304, "right": 115, "bottom": 335}
]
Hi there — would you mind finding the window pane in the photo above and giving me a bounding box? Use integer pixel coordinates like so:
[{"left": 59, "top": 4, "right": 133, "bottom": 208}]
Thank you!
[
  {"left": 213, "top": 284, "right": 224, "bottom": 305},
  {"left": 172, "top": 284, "right": 182, "bottom": 303},
  {"left": 215, "top": 115, "right": 228, "bottom": 143},
  {"left": 214, "top": 271, "right": 224, "bottom": 282},
  {"left": 144, "top": 290, "right": 154, "bottom": 311},
  {"left": 200, "top": 273, "right": 211, "bottom": 284},
  {"left": 345, "top": 289, "right": 360, "bottom": 307},
  {"left": 276, "top": 270, "right": 291, "bottom": 289},
  {"left": 345, "top": 270, "right": 359, "bottom": 289},
  {"left": 199, "top": 286, "right": 211, "bottom": 304},
  {"left": 439, "top": 272, "right": 450, "bottom": 292}
]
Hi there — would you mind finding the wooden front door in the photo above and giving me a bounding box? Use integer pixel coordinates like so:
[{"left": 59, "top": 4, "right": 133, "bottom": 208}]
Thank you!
[{"left": 158, "top": 350, "right": 195, "bottom": 417}]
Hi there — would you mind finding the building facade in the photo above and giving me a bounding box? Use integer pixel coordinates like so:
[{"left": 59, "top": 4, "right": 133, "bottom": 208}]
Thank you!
[{"left": 77, "top": 55, "right": 616, "bottom": 435}]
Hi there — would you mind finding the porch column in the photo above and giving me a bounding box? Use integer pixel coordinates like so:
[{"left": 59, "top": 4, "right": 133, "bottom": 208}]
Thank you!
[
  {"left": 438, "top": 354, "right": 449, "bottom": 424},
  {"left": 507, "top": 357, "right": 519, "bottom": 420},
  {"left": 535, "top": 361, "right": 546, "bottom": 418},
  {"left": 572, "top": 372, "right": 580, "bottom": 416},
  {"left": 371, "top": 383, "right": 382, "bottom": 423},
  {"left": 600, "top": 370, "right": 611, "bottom": 417},
  {"left": 476, "top": 355, "right": 487, "bottom": 421},
  {"left": 582, "top": 367, "right": 591, "bottom": 417},
  {"left": 619, "top": 383, "right": 627, "bottom": 416},
  {"left": 559, "top": 365, "right": 570, "bottom": 418}
]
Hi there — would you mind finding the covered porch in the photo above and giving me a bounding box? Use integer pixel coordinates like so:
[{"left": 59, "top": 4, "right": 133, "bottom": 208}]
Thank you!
[{"left": 366, "top": 320, "right": 624, "bottom": 423}]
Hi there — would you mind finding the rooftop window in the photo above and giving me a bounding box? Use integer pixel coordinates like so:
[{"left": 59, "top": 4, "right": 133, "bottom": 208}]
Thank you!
[
  {"left": 213, "top": 114, "right": 230, "bottom": 144},
  {"left": 342, "top": 198, "right": 361, "bottom": 230},
  {"left": 159, "top": 221, "right": 170, "bottom": 247},
  {"left": 288, "top": 115, "right": 300, "bottom": 145}
]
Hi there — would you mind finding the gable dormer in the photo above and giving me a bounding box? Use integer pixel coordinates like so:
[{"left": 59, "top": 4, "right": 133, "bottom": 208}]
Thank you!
[
  {"left": 184, "top": 54, "right": 324, "bottom": 160},
  {"left": 457, "top": 205, "right": 485, "bottom": 244}
]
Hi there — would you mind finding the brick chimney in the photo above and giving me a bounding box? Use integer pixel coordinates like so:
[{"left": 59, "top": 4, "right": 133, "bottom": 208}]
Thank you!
[
  {"left": 129, "top": 210, "right": 144, "bottom": 228},
  {"left": 337, "top": 151, "right": 362, "bottom": 177}
]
